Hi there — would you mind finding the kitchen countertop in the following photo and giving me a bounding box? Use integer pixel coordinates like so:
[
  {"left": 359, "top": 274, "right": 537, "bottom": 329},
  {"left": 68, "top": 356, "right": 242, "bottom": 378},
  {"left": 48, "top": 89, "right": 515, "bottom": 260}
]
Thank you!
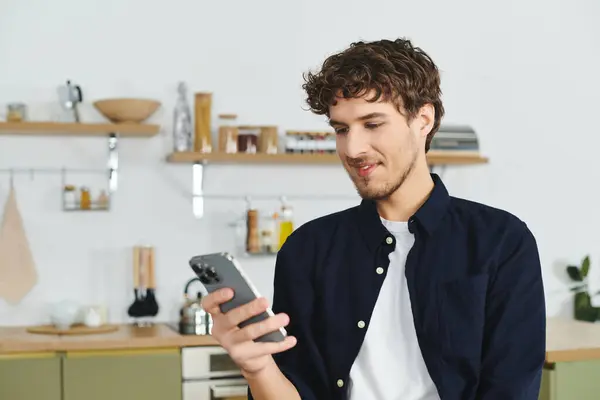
[
  {"left": 545, "top": 317, "right": 600, "bottom": 363},
  {"left": 0, "top": 323, "right": 218, "bottom": 354},
  {"left": 2, "top": 317, "right": 600, "bottom": 362}
]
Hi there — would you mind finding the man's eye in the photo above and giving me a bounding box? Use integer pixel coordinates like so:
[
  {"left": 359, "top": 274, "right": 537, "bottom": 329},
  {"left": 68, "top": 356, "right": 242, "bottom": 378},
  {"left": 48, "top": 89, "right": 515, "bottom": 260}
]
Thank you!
[
  {"left": 334, "top": 127, "right": 348, "bottom": 134},
  {"left": 365, "top": 123, "right": 382, "bottom": 130}
]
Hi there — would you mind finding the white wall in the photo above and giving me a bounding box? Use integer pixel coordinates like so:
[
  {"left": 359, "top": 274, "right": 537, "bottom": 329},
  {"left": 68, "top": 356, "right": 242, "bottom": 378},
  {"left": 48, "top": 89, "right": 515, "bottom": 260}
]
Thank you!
[{"left": 0, "top": 0, "right": 598, "bottom": 326}]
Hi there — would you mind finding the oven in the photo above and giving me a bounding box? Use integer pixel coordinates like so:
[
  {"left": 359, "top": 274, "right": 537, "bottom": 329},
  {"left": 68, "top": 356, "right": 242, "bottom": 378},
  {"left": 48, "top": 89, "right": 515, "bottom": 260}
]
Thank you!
[{"left": 182, "top": 346, "right": 248, "bottom": 400}]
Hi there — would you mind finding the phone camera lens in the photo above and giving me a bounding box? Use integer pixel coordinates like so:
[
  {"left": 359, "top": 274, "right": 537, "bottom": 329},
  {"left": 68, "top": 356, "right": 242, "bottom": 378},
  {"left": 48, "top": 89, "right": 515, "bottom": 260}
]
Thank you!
[
  {"left": 207, "top": 267, "right": 220, "bottom": 283},
  {"left": 194, "top": 265, "right": 220, "bottom": 285}
]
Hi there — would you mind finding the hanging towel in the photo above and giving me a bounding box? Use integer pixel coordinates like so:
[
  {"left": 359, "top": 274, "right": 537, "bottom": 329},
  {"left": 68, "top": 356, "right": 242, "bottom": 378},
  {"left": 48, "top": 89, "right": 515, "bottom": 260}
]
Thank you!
[{"left": 0, "top": 185, "right": 38, "bottom": 304}]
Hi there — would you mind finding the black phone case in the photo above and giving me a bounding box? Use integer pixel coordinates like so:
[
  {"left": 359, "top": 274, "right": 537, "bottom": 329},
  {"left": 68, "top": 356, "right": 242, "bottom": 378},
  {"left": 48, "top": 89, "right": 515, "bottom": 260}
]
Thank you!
[{"left": 189, "top": 252, "right": 286, "bottom": 343}]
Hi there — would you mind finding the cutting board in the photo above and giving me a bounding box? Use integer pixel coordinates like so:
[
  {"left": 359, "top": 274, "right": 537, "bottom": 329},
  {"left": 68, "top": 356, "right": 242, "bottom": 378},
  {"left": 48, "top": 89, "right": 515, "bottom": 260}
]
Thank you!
[
  {"left": 0, "top": 186, "right": 38, "bottom": 304},
  {"left": 27, "top": 324, "right": 119, "bottom": 335}
]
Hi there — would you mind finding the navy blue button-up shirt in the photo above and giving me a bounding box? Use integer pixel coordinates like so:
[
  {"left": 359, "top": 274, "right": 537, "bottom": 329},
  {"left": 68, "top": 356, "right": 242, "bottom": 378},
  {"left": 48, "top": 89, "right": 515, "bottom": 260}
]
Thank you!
[{"left": 249, "top": 174, "right": 546, "bottom": 400}]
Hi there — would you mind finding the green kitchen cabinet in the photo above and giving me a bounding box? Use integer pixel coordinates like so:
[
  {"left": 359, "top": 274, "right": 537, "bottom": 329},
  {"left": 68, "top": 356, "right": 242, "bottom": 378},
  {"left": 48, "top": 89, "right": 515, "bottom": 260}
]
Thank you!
[
  {"left": 539, "top": 360, "right": 600, "bottom": 400},
  {"left": 62, "top": 348, "right": 182, "bottom": 400},
  {"left": 0, "top": 352, "right": 62, "bottom": 400}
]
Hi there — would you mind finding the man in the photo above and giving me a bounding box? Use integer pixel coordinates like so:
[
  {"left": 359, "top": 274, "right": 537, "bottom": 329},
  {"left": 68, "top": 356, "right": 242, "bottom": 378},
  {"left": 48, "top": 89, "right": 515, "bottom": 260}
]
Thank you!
[{"left": 201, "top": 38, "right": 546, "bottom": 400}]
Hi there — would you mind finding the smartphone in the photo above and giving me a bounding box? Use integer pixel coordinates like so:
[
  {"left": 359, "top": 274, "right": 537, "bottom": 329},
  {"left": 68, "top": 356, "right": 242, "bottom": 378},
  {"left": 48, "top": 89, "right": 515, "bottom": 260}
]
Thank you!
[{"left": 188, "top": 252, "right": 287, "bottom": 343}]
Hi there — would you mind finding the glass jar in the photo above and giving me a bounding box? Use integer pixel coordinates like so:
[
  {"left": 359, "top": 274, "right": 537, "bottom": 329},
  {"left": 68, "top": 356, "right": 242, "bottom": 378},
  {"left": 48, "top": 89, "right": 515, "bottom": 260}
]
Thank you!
[
  {"left": 217, "top": 114, "right": 238, "bottom": 153},
  {"left": 97, "top": 190, "right": 110, "bottom": 210},
  {"left": 7, "top": 103, "right": 27, "bottom": 122},
  {"left": 259, "top": 126, "right": 279, "bottom": 154},
  {"left": 260, "top": 212, "right": 279, "bottom": 254},
  {"left": 246, "top": 209, "right": 260, "bottom": 254},
  {"left": 80, "top": 187, "right": 91, "bottom": 210},
  {"left": 63, "top": 185, "right": 77, "bottom": 209},
  {"left": 237, "top": 126, "right": 259, "bottom": 154}
]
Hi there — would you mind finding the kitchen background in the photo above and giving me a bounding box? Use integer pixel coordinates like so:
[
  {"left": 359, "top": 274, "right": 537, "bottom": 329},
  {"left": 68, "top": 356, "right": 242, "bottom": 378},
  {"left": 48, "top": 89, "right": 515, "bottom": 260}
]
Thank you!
[{"left": 0, "top": 0, "right": 598, "bottom": 327}]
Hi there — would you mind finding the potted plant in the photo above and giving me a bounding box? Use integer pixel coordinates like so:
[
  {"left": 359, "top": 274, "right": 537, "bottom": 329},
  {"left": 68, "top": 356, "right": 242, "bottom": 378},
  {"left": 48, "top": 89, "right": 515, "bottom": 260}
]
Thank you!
[{"left": 566, "top": 255, "right": 600, "bottom": 322}]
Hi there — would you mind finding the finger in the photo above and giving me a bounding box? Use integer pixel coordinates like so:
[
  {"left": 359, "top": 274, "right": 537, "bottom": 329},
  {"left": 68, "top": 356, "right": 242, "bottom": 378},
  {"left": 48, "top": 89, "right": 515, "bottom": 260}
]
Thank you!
[
  {"left": 232, "top": 313, "right": 290, "bottom": 343},
  {"left": 224, "top": 297, "right": 269, "bottom": 327},
  {"left": 231, "top": 336, "right": 298, "bottom": 361},
  {"left": 201, "top": 288, "right": 233, "bottom": 315}
]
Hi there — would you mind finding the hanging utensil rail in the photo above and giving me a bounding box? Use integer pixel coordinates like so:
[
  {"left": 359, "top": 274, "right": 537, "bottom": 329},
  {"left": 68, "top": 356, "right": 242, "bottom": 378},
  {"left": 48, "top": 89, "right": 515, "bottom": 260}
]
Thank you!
[{"left": 0, "top": 167, "right": 108, "bottom": 186}]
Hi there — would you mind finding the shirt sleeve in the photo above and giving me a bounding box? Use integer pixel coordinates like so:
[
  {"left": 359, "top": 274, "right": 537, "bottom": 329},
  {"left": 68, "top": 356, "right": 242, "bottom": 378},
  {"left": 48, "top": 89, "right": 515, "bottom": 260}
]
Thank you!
[
  {"left": 476, "top": 221, "right": 546, "bottom": 399},
  {"left": 248, "top": 229, "right": 328, "bottom": 400}
]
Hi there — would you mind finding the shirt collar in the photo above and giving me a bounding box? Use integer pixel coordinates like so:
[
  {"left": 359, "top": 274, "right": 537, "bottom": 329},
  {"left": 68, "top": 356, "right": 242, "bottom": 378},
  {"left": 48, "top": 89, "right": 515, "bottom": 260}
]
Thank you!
[{"left": 356, "top": 173, "right": 450, "bottom": 253}]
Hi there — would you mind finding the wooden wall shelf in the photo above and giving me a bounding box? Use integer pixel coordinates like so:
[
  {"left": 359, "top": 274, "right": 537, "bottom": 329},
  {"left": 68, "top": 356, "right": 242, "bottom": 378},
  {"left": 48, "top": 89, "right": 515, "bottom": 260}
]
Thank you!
[
  {"left": 1, "top": 121, "right": 161, "bottom": 201},
  {"left": 166, "top": 151, "right": 488, "bottom": 166},
  {"left": 0, "top": 122, "right": 160, "bottom": 137},
  {"left": 167, "top": 152, "right": 339, "bottom": 165}
]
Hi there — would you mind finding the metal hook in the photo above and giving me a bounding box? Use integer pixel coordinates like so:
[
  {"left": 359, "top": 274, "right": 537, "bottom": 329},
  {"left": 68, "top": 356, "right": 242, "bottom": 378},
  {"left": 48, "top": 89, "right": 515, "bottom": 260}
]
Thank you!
[{"left": 244, "top": 196, "right": 252, "bottom": 209}]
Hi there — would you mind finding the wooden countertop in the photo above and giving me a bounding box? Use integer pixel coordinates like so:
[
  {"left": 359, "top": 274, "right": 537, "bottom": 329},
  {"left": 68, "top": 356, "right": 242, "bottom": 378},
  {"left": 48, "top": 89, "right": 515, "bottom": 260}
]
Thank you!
[
  {"left": 0, "top": 323, "right": 218, "bottom": 354},
  {"left": 545, "top": 317, "right": 600, "bottom": 363},
  {"left": 2, "top": 317, "right": 600, "bottom": 362}
]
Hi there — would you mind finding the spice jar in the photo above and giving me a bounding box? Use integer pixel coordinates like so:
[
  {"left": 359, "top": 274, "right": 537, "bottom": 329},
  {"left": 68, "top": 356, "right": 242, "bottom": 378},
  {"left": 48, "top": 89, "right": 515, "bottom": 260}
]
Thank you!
[
  {"left": 261, "top": 212, "right": 279, "bottom": 253},
  {"left": 7, "top": 103, "right": 27, "bottom": 122},
  {"left": 80, "top": 187, "right": 91, "bottom": 210},
  {"left": 217, "top": 114, "right": 238, "bottom": 153},
  {"left": 63, "top": 185, "right": 77, "bottom": 209},
  {"left": 285, "top": 131, "right": 308, "bottom": 153},
  {"left": 246, "top": 209, "right": 260, "bottom": 253},
  {"left": 97, "top": 190, "right": 109, "bottom": 210}
]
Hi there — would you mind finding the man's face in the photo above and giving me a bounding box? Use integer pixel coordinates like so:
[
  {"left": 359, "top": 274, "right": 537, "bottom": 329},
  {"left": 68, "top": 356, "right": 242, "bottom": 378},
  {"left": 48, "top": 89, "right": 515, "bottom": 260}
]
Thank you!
[{"left": 329, "top": 94, "right": 430, "bottom": 200}]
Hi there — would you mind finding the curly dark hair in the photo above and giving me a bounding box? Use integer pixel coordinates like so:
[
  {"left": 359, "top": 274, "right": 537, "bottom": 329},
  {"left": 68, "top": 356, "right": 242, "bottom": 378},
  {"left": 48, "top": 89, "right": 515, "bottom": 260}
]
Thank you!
[{"left": 302, "top": 38, "right": 445, "bottom": 151}]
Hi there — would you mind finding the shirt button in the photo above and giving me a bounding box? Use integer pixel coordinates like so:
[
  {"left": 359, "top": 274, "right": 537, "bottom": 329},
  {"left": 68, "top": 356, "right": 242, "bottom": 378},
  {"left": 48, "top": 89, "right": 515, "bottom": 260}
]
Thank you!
[
  {"left": 357, "top": 320, "right": 366, "bottom": 329},
  {"left": 376, "top": 267, "right": 384, "bottom": 275},
  {"left": 337, "top": 379, "right": 344, "bottom": 388},
  {"left": 385, "top": 236, "right": 394, "bottom": 245}
]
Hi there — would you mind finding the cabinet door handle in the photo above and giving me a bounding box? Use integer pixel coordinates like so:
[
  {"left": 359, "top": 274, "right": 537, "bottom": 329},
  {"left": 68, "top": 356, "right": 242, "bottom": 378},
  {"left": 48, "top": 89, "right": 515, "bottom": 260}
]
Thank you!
[{"left": 210, "top": 384, "right": 248, "bottom": 399}]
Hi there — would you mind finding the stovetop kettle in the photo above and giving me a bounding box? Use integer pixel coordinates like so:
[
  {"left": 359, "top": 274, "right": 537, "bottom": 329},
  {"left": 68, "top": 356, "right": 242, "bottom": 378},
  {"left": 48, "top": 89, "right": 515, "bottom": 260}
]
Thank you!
[{"left": 179, "top": 277, "right": 212, "bottom": 335}]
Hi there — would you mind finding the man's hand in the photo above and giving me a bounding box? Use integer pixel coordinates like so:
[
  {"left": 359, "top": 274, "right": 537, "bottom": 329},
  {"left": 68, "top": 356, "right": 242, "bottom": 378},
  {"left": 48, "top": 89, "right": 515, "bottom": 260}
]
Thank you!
[{"left": 201, "top": 288, "right": 298, "bottom": 377}]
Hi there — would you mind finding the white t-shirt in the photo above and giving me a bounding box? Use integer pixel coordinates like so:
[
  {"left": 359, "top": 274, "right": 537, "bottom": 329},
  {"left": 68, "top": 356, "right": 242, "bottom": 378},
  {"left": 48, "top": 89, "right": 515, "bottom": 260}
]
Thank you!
[{"left": 348, "top": 218, "right": 440, "bottom": 400}]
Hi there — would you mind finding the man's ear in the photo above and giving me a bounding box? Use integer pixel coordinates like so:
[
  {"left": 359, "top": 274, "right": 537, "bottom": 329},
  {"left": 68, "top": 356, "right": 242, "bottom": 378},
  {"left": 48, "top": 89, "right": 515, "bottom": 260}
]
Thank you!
[{"left": 417, "top": 104, "right": 435, "bottom": 138}]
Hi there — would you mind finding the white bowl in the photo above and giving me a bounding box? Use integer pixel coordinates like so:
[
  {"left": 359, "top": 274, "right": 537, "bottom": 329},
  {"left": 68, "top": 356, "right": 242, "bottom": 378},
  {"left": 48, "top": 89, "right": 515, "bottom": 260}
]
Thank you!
[{"left": 49, "top": 300, "right": 80, "bottom": 330}]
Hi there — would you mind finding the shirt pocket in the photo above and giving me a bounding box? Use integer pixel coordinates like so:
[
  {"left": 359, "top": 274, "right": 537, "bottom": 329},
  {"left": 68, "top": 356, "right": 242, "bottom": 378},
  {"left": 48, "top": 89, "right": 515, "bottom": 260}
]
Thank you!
[{"left": 436, "top": 273, "right": 489, "bottom": 358}]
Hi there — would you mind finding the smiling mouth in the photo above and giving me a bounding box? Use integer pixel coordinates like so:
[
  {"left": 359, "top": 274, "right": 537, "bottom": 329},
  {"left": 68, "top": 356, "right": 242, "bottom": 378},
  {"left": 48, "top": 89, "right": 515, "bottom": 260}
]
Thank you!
[{"left": 355, "top": 163, "right": 379, "bottom": 178}]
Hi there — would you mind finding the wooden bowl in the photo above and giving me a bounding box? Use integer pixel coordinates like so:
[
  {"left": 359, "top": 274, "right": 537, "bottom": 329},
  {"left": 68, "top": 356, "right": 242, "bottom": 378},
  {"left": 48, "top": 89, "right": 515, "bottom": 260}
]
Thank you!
[{"left": 93, "top": 98, "right": 161, "bottom": 124}]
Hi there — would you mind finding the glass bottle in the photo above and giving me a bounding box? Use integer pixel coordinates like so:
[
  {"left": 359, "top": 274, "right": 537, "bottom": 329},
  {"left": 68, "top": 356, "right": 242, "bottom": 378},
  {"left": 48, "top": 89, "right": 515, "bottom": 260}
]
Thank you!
[
  {"left": 172, "top": 82, "right": 193, "bottom": 152},
  {"left": 278, "top": 198, "right": 294, "bottom": 250}
]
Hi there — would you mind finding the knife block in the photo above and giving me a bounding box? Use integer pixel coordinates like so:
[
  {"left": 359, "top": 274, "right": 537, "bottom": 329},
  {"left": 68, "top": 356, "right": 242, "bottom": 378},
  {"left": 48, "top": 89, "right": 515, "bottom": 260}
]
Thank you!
[{"left": 127, "top": 245, "right": 159, "bottom": 326}]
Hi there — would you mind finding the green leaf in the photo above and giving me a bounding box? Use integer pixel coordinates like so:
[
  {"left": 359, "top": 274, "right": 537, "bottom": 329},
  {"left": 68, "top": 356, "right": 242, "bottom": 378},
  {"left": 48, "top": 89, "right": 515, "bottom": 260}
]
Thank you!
[
  {"left": 567, "top": 265, "right": 583, "bottom": 281},
  {"left": 582, "top": 256, "right": 591, "bottom": 278}
]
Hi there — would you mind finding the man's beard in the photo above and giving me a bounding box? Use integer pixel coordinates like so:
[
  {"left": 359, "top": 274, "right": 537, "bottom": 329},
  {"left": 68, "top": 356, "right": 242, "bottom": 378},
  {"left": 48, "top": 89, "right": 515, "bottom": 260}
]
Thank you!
[{"left": 349, "top": 150, "right": 418, "bottom": 201}]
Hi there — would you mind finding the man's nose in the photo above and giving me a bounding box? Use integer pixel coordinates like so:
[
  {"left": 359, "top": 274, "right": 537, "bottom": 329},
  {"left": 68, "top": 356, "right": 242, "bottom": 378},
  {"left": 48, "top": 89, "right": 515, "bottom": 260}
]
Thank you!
[{"left": 344, "top": 129, "right": 370, "bottom": 159}]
